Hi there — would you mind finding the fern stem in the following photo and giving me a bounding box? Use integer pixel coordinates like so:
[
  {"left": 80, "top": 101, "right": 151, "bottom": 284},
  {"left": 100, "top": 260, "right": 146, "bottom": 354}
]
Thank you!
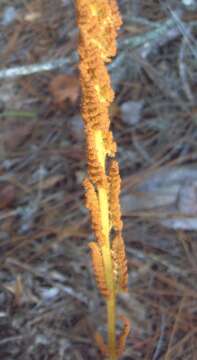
[
  {"left": 95, "top": 127, "right": 117, "bottom": 358},
  {"left": 107, "top": 294, "right": 117, "bottom": 360}
]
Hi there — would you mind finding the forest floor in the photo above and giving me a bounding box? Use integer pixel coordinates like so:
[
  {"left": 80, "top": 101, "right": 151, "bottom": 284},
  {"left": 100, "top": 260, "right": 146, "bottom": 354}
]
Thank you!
[{"left": 0, "top": 1, "right": 197, "bottom": 359}]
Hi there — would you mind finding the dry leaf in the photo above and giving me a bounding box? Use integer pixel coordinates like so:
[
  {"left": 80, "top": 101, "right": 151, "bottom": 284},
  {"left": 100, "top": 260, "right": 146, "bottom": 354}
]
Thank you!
[
  {"left": 39, "top": 175, "right": 65, "bottom": 190},
  {"left": 122, "top": 165, "right": 197, "bottom": 230},
  {"left": 4, "top": 275, "right": 23, "bottom": 307},
  {"left": 49, "top": 74, "right": 80, "bottom": 106},
  {"left": 14, "top": 276, "right": 23, "bottom": 306},
  {"left": 4, "top": 123, "right": 34, "bottom": 151},
  {"left": 0, "top": 184, "right": 16, "bottom": 209}
]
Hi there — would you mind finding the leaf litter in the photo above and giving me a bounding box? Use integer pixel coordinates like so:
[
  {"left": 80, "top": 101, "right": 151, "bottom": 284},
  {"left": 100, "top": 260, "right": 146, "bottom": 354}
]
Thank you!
[{"left": 0, "top": 0, "right": 197, "bottom": 359}]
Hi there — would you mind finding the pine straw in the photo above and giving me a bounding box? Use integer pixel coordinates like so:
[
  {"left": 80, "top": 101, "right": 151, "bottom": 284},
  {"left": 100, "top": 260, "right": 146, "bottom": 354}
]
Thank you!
[{"left": 0, "top": 0, "right": 197, "bottom": 359}]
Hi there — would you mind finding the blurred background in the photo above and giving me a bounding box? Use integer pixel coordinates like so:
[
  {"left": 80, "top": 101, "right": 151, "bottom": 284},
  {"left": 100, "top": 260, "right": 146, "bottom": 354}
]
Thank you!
[{"left": 0, "top": 1, "right": 197, "bottom": 359}]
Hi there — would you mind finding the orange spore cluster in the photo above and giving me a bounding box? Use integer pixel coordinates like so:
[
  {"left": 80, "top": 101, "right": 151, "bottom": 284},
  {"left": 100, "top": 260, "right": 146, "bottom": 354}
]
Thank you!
[{"left": 76, "top": 1, "right": 130, "bottom": 358}]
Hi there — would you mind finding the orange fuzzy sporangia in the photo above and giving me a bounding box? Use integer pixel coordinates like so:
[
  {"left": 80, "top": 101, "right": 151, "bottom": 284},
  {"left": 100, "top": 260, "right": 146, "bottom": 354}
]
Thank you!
[
  {"left": 95, "top": 331, "right": 109, "bottom": 357},
  {"left": 77, "top": 1, "right": 120, "bottom": 61},
  {"left": 117, "top": 316, "right": 131, "bottom": 358},
  {"left": 83, "top": 178, "right": 105, "bottom": 246},
  {"left": 86, "top": 129, "right": 107, "bottom": 187},
  {"left": 95, "top": 314, "right": 131, "bottom": 359},
  {"left": 76, "top": 1, "right": 130, "bottom": 359},
  {"left": 109, "top": 160, "right": 123, "bottom": 232},
  {"left": 89, "top": 242, "right": 109, "bottom": 298},
  {"left": 112, "top": 233, "right": 128, "bottom": 292},
  {"left": 109, "top": 0, "right": 122, "bottom": 29},
  {"left": 104, "top": 131, "right": 117, "bottom": 157}
]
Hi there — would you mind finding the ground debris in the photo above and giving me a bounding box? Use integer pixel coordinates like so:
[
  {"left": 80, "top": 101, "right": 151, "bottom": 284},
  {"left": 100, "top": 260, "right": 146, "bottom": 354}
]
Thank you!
[{"left": 0, "top": 0, "right": 197, "bottom": 359}]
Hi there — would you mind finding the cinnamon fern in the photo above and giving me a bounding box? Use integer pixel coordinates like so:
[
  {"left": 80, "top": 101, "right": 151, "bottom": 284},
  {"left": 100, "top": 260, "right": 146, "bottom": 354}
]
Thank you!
[{"left": 76, "top": 1, "right": 130, "bottom": 359}]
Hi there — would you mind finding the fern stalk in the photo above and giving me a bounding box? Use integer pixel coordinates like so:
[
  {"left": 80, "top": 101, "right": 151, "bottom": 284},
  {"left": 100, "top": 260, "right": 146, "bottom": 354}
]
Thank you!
[{"left": 76, "top": 1, "right": 130, "bottom": 358}]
